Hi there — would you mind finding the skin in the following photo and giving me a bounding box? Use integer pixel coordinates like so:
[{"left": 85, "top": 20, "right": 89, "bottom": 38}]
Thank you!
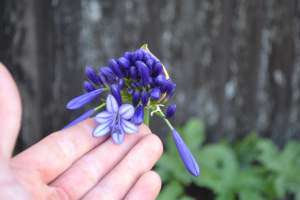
[{"left": 0, "top": 62, "right": 163, "bottom": 200}]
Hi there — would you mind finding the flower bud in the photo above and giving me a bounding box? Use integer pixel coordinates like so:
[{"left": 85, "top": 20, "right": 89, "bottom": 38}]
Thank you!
[
  {"left": 132, "top": 90, "right": 140, "bottom": 108},
  {"left": 127, "top": 88, "right": 133, "bottom": 94},
  {"left": 129, "top": 66, "right": 138, "bottom": 82},
  {"left": 84, "top": 81, "right": 96, "bottom": 92},
  {"left": 141, "top": 90, "right": 149, "bottom": 107},
  {"left": 171, "top": 129, "right": 200, "bottom": 177},
  {"left": 145, "top": 59, "right": 154, "bottom": 76},
  {"left": 118, "top": 57, "right": 131, "bottom": 69},
  {"left": 135, "top": 81, "right": 142, "bottom": 89},
  {"left": 101, "top": 67, "right": 117, "bottom": 80},
  {"left": 117, "top": 79, "right": 125, "bottom": 91},
  {"left": 153, "top": 62, "right": 163, "bottom": 77},
  {"left": 98, "top": 72, "right": 110, "bottom": 88},
  {"left": 130, "top": 83, "right": 137, "bottom": 89},
  {"left": 123, "top": 51, "right": 133, "bottom": 62},
  {"left": 165, "top": 104, "right": 177, "bottom": 119},
  {"left": 161, "top": 79, "right": 175, "bottom": 94},
  {"left": 62, "top": 109, "right": 96, "bottom": 130},
  {"left": 136, "top": 61, "right": 150, "bottom": 87},
  {"left": 149, "top": 77, "right": 156, "bottom": 87},
  {"left": 109, "top": 59, "right": 124, "bottom": 78},
  {"left": 67, "top": 89, "right": 103, "bottom": 110},
  {"left": 132, "top": 49, "right": 143, "bottom": 62},
  {"left": 132, "top": 105, "right": 144, "bottom": 126},
  {"left": 150, "top": 86, "right": 161, "bottom": 101},
  {"left": 86, "top": 66, "right": 101, "bottom": 86},
  {"left": 155, "top": 74, "right": 166, "bottom": 86},
  {"left": 140, "top": 49, "right": 152, "bottom": 58},
  {"left": 110, "top": 84, "right": 123, "bottom": 106},
  {"left": 148, "top": 88, "right": 153, "bottom": 97},
  {"left": 165, "top": 87, "right": 175, "bottom": 101},
  {"left": 123, "top": 69, "right": 129, "bottom": 78}
]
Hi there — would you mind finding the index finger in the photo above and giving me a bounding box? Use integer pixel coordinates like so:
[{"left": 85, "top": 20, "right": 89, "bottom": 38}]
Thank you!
[{"left": 10, "top": 118, "right": 110, "bottom": 184}]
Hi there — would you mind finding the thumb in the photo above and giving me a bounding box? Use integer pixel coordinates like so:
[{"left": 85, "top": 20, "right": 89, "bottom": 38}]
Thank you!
[{"left": 0, "top": 62, "right": 22, "bottom": 160}]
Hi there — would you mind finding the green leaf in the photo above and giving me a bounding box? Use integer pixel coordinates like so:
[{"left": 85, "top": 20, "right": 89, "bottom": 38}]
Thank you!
[
  {"left": 256, "top": 139, "right": 281, "bottom": 172},
  {"left": 178, "top": 195, "right": 197, "bottom": 200},
  {"left": 238, "top": 189, "right": 265, "bottom": 200},
  {"left": 182, "top": 118, "right": 206, "bottom": 150},
  {"left": 156, "top": 181, "right": 184, "bottom": 200}
]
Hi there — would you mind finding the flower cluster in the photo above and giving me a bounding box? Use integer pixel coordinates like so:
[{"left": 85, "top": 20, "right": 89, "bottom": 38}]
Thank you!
[{"left": 63, "top": 45, "right": 199, "bottom": 177}]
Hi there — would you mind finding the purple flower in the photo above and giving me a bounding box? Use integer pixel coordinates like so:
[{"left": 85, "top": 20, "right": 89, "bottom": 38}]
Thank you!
[
  {"left": 153, "top": 62, "right": 163, "bottom": 77},
  {"left": 129, "top": 66, "right": 138, "bottom": 82},
  {"left": 62, "top": 109, "right": 96, "bottom": 130},
  {"left": 141, "top": 90, "right": 148, "bottom": 107},
  {"left": 132, "top": 90, "right": 140, "bottom": 108},
  {"left": 171, "top": 129, "right": 200, "bottom": 177},
  {"left": 136, "top": 61, "right": 150, "bottom": 87},
  {"left": 150, "top": 86, "right": 161, "bottom": 101},
  {"left": 166, "top": 87, "right": 175, "bottom": 101},
  {"left": 149, "top": 77, "right": 156, "bottom": 87},
  {"left": 93, "top": 95, "right": 138, "bottom": 144},
  {"left": 124, "top": 51, "right": 133, "bottom": 62},
  {"left": 101, "top": 67, "right": 117, "bottom": 80},
  {"left": 165, "top": 104, "right": 177, "bottom": 119},
  {"left": 98, "top": 72, "right": 110, "bottom": 88},
  {"left": 145, "top": 59, "right": 154, "bottom": 76},
  {"left": 130, "top": 83, "right": 137, "bottom": 89},
  {"left": 127, "top": 88, "right": 133, "bottom": 94},
  {"left": 161, "top": 79, "right": 176, "bottom": 94},
  {"left": 67, "top": 89, "right": 103, "bottom": 110},
  {"left": 86, "top": 67, "right": 101, "bottom": 86},
  {"left": 155, "top": 74, "right": 167, "bottom": 86},
  {"left": 132, "top": 105, "right": 144, "bottom": 126},
  {"left": 110, "top": 84, "right": 122, "bottom": 106},
  {"left": 109, "top": 59, "right": 124, "bottom": 79},
  {"left": 84, "top": 81, "right": 96, "bottom": 92},
  {"left": 118, "top": 57, "right": 131, "bottom": 69},
  {"left": 117, "top": 79, "right": 125, "bottom": 91},
  {"left": 132, "top": 49, "right": 143, "bottom": 62}
]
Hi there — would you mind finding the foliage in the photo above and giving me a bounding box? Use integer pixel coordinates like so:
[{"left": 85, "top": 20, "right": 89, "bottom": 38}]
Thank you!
[{"left": 154, "top": 118, "right": 300, "bottom": 200}]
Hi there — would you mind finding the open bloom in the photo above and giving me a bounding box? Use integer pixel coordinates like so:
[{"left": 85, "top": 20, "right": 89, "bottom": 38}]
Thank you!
[{"left": 93, "top": 94, "right": 139, "bottom": 144}]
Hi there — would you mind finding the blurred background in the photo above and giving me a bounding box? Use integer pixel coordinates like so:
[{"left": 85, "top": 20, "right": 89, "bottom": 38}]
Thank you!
[{"left": 1, "top": 0, "right": 300, "bottom": 199}]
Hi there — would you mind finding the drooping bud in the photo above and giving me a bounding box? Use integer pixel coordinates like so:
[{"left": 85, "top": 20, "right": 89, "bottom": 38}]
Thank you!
[
  {"left": 136, "top": 61, "right": 150, "bottom": 87},
  {"left": 145, "top": 59, "right": 154, "bottom": 76},
  {"left": 150, "top": 86, "right": 161, "bottom": 101},
  {"left": 110, "top": 84, "right": 122, "bottom": 106},
  {"left": 149, "top": 77, "right": 156, "bottom": 87},
  {"left": 130, "top": 83, "right": 137, "bottom": 89},
  {"left": 127, "top": 88, "right": 133, "bottom": 94},
  {"left": 109, "top": 59, "right": 124, "bottom": 78},
  {"left": 98, "top": 72, "right": 110, "bottom": 88},
  {"left": 141, "top": 90, "right": 149, "bottom": 107},
  {"left": 165, "top": 87, "right": 175, "bottom": 101},
  {"left": 117, "top": 79, "right": 125, "bottom": 91},
  {"left": 62, "top": 108, "right": 96, "bottom": 130},
  {"left": 118, "top": 57, "right": 131, "bottom": 69},
  {"left": 155, "top": 74, "right": 167, "bottom": 86},
  {"left": 67, "top": 89, "right": 103, "bottom": 110},
  {"left": 165, "top": 104, "right": 177, "bottom": 119},
  {"left": 132, "top": 49, "right": 143, "bottom": 62},
  {"left": 84, "top": 81, "right": 96, "bottom": 92},
  {"left": 171, "top": 129, "right": 200, "bottom": 177},
  {"left": 132, "top": 105, "right": 144, "bottom": 126},
  {"left": 153, "top": 62, "right": 163, "bottom": 77},
  {"left": 86, "top": 67, "right": 101, "bottom": 86},
  {"left": 124, "top": 51, "right": 133, "bottom": 62},
  {"left": 132, "top": 90, "right": 140, "bottom": 108},
  {"left": 135, "top": 81, "right": 142, "bottom": 89},
  {"left": 129, "top": 66, "right": 138, "bottom": 82}
]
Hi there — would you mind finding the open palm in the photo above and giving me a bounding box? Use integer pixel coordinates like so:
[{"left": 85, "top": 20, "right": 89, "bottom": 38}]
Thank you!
[{"left": 0, "top": 63, "right": 162, "bottom": 200}]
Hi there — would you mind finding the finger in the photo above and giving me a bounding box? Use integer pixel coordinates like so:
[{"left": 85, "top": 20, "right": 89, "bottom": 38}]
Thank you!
[
  {"left": 49, "top": 124, "right": 151, "bottom": 200},
  {"left": 82, "top": 134, "right": 163, "bottom": 200},
  {"left": 0, "top": 63, "right": 22, "bottom": 159},
  {"left": 10, "top": 118, "right": 109, "bottom": 188},
  {"left": 124, "top": 171, "right": 161, "bottom": 200}
]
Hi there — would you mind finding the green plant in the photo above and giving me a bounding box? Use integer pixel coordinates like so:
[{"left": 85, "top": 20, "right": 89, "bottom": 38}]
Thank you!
[{"left": 155, "top": 118, "right": 300, "bottom": 200}]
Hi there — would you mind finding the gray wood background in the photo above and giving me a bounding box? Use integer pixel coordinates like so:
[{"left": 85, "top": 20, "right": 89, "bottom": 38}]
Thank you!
[{"left": 1, "top": 0, "right": 300, "bottom": 154}]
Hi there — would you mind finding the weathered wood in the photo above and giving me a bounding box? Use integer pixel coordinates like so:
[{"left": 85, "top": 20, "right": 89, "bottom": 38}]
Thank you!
[{"left": 1, "top": 0, "right": 300, "bottom": 152}]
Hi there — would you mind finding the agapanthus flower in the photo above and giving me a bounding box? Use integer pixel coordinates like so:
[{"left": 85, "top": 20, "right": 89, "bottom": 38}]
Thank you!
[
  {"left": 63, "top": 44, "right": 200, "bottom": 177},
  {"left": 93, "top": 94, "right": 138, "bottom": 144}
]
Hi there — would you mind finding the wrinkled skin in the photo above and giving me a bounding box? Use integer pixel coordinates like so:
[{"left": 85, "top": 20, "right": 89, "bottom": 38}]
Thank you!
[{"left": 0, "top": 62, "right": 163, "bottom": 200}]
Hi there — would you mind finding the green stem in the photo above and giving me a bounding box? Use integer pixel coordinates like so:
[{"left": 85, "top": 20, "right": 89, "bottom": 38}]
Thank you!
[
  {"left": 143, "top": 108, "right": 150, "bottom": 126},
  {"left": 95, "top": 103, "right": 106, "bottom": 111},
  {"left": 151, "top": 108, "right": 174, "bottom": 130}
]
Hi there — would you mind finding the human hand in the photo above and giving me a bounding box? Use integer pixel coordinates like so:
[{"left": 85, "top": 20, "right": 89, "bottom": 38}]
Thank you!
[{"left": 0, "top": 62, "right": 163, "bottom": 200}]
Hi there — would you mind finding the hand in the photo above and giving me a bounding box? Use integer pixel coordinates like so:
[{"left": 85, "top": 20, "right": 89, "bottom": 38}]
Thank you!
[{"left": 0, "top": 62, "right": 163, "bottom": 200}]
